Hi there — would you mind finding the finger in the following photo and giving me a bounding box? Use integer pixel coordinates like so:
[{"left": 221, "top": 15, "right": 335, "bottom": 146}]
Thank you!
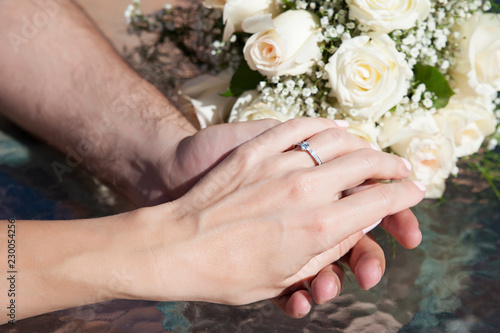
[
  {"left": 347, "top": 235, "right": 385, "bottom": 290},
  {"left": 380, "top": 208, "right": 422, "bottom": 249},
  {"left": 178, "top": 119, "right": 281, "bottom": 183},
  {"left": 272, "top": 263, "right": 344, "bottom": 315},
  {"left": 271, "top": 289, "right": 313, "bottom": 318},
  {"left": 293, "top": 232, "right": 363, "bottom": 283},
  {"left": 311, "top": 263, "right": 343, "bottom": 304},
  {"left": 285, "top": 150, "right": 413, "bottom": 208},
  {"left": 342, "top": 180, "right": 386, "bottom": 234},
  {"left": 218, "top": 119, "right": 281, "bottom": 144},
  {"left": 285, "top": 128, "right": 374, "bottom": 167},
  {"left": 249, "top": 118, "right": 349, "bottom": 153},
  {"left": 312, "top": 180, "right": 425, "bottom": 252},
  {"left": 200, "top": 119, "right": 281, "bottom": 160},
  {"left": 322, "top": 149, "right": 413, "bottom": 191},
  {"left": 344, "top": 182, "right": 422, "bottom": 247},
  {"left": 343, "top": 180, "right": 382, "bottom": 197}
]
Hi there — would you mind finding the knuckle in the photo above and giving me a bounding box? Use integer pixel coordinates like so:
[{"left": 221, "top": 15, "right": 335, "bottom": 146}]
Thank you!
[
  {"left": 232, "top": 142, "right": 259, "bottom": 167},
  {"left": 219, "top": 148, "right": 256, "bottom": 187},
  {"left": 311, "top": 215, "right": 329, "bottom": 235},
  {"left": 325, "top": 128, "right": 345, "bottom": 147},
  {"left": 285, "top": 118, "right": 303, "bottom": 131},
  {"left": 307, "top": 212, "right": 331, "bottom": 245},
  {"left": 305, "top": 215, "right": 331, "bottom": 243},
  {"left": 281, "top": 118, "right": 308, "bottom": 137},
  {"left": 373, "top": 185, "right": 395, "bottom": 211},
  {"left": 262, "top": 118, "right": 281, "bottom": 128},
  {"left": 358, "top": 149, "right": 378, "bottom": 170},
  {"left": 288, "top": 172, "right": 314, "bottom": 200}
]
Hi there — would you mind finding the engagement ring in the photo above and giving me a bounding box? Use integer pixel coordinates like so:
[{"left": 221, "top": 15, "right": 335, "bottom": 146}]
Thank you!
[{"left": 296, "top": 140, "right": 322, "bottom": 166}]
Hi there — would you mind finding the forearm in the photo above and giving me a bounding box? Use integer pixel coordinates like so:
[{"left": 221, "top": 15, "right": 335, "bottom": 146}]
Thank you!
[
  {"left": 0, "top": 204, "right": 191, "bottom": 323},
  {"left": 1, "top": 216, "right": 122, "bottom": 322},
  {"left": 0, "top": 0, "right": 196, "bottom": 205}
]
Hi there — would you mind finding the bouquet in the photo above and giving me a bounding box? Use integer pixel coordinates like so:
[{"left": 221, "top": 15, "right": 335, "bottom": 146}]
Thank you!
[{"left": 126, "top": 0, "right": 500, "bottom": 198}]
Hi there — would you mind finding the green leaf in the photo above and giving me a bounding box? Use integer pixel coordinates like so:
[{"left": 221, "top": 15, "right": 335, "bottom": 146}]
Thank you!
[
  {"left": 413, "top": 64, "right": 455, "bottom": 109},
  {"left": 220, "top": 89, "right": 234, "bottom": 97},
  {"left": 282, "top": 0, "right": 296, "bottom": 10},
  {"left": 228, "top": 60, "right": 265, "bottom": 97},
  {"left": 489, "top": 0, "right": 500, "bottom": 14}
]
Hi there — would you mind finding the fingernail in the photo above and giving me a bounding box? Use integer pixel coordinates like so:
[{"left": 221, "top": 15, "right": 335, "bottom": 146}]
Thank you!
[
  {"left": 323, "top": 282, "right": 339, "bottom": 303},
  {"left": 412, "top": 180, "right": 426, "bottom": 192},
  {"left": 402, "top": 157, "right": 412, "bottom": 171},
  {"left": 362, "top": 219, "right": 382, "bottom": 234},
  {"left": 334, "top": 119, "right": 349, "bottom": 128},
  {"left": 369, "top": 143, "right": 381, "bottom": 151},
  {"left": 377, "top": 266, "right": 383, "bottom": 284},
  {"left": 298, "top": 304, "right": 311, "bottom": 317},
  {"left": 332, "top": 282, "right": 339, "bottom": 299}
]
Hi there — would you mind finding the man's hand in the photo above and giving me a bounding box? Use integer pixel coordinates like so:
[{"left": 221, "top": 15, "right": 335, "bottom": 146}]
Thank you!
[
  {"left": 272, "top": 208, "right": 422, "bottom": 317},
  {"left": 154, "top": 120, "right": 280, "bottom": 203}
]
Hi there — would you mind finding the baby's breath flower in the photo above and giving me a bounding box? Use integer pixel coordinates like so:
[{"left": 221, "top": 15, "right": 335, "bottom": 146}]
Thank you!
[
  {"left": 487, "top": 138, "right": 498, "bottom": 151},
  {"left": 423, "top": 98, "right": 433, "bottom": 108},
  {"left": 320, "top": 16, "right": 329, "bottom": 27}
]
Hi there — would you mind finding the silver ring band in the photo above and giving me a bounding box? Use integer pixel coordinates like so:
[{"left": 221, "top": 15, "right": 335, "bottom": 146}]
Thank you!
[{"left": 296, "top": 140, "right": 322, "bottom": 166}]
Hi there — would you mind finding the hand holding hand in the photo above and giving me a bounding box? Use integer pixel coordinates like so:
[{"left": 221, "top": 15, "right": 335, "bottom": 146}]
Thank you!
[
  {"left": 152, "top": 118, "right": 422, "bottom": 318},
  {"left": 117, "top": 118, "right": 425, "bottom": 306}
]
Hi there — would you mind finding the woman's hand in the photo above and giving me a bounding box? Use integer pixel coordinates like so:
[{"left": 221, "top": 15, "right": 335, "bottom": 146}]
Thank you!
[
  {"left": 154, "top": 118, "right": 422, "bottom": 317},
  {"left": 118, "top": 118, "right": 425, "bottom": 306}
]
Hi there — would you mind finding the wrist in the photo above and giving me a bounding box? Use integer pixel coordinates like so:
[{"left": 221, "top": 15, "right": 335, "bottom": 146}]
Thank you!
[
  {"left": 105, "top": 82, "right": 197, "bottom": 206},
  {"left": 110, "top": 202, "right": 197, "bottom": 302}
]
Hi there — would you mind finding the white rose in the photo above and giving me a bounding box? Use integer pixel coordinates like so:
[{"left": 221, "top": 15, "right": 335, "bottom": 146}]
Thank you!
[
  {"left": 243, "top": 10, "right": 321, "bottom": 77},
  {"left": 204, "top": 0, "right": 282, "bottom": 41},
  {"left": 325, "top": 34, "right": 412, "bottom": 121},
  {"left": 378, "top": 112, "right": 440, "bottom": 149},
  {"left": 346, "top": 0, "right": 430, "bottom": 33},
  {"left": 179, "top": 72, "right": 236, "bottom": 128},
  {"left": 392, "top": 133, "right": 456, "bottom": 199},
  {"left": 378, "top": 112, "right": 457, "bottom": 198},
  {"left": 346, "top": 120, "right": 381, "bottom": 148},
  {"left": 451, "top": 13, "right": 500, "bottom": 98},
  {"left": 437, "top": 95, "right": 497, "bottom": 157},
  {"left": 229, "top": 90, "right": 295, "bottom": 122}
]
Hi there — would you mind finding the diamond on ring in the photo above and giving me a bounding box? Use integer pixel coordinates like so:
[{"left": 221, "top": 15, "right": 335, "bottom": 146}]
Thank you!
[{"left": 296, "top": 140, "right": 322, "bottom": 166}]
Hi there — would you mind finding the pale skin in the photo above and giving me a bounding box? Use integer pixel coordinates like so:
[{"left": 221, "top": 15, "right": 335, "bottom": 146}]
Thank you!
[{"left": 0, "top": 0, "right": 424, "bottom": 323}]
